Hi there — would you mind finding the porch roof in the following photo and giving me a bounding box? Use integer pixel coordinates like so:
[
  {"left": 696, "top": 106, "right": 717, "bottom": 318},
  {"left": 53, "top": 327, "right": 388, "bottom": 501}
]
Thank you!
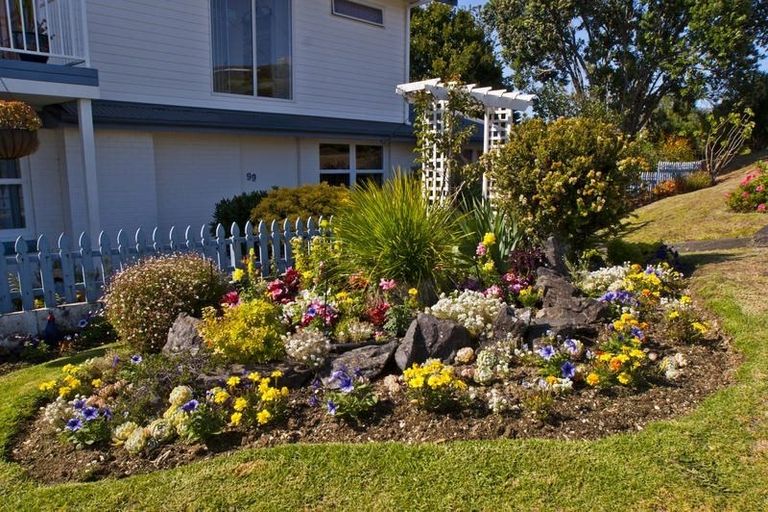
[
  {"left": 43, "top": 100, "right": 484, "bottom": 143},
  {"left": 44, "top": 100, "right": 424, "bottom": 141}
]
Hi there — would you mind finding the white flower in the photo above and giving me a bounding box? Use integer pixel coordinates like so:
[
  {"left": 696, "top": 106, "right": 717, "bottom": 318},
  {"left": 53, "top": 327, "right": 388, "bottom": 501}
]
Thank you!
[
  {"left": 112, "top": 421, "right": 140, "bottom": 446},
  {"left": 283, "top": 328, "right": 330, "bottom": 369},
  {"left": 168, "top": 385, "right": 193, "bottom": 406},
  {"left": 427, "top": 290, "right": 504, "bottom": 337},
  {"left": 335, "top": 319, "right": 375, "bottom": 343},
  {"left": 455, "top": 347, "right": 475, "bottom": 365}
]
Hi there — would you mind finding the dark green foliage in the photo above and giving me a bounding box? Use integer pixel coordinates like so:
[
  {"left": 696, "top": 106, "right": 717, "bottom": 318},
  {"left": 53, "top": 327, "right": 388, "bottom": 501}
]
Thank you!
[
  {"left": 211, "top": 190, "right": 268, "bottom": 235},
  {"left": 484, "top": 0, "right": 768, "bottom": 134},
  {"left": 250, "top": 183, "right": 349, "bottom": 225},
  {"left": 410, "top": 4, "right": 504, "bottom": 87},
  {"left": 457, "top": 198, "right": 522, "bottom": 273}
]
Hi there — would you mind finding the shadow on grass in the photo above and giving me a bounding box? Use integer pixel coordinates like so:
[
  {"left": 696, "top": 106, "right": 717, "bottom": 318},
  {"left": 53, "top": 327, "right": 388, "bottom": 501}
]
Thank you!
[{"left": 679, "top": 251, "right": 751, "bottom": 274}]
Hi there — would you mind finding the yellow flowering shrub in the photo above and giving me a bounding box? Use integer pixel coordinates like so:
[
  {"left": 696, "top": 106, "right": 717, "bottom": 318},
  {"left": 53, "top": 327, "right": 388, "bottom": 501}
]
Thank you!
[
  {"left": 403, "top": 359, "right": 467, "bottom": 411},
  {"left": 208, "top": 371, "right": 289, "bottom": 428},
  {"left": 198, "top": 298, "right": 286, "bottom": 363}
]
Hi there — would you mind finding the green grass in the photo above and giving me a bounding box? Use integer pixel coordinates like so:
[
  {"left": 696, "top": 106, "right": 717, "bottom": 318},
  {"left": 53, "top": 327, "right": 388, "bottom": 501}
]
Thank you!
[
  {"left": 2, "top": 251, "right": 768, "bottom": 510},
  {"left": 623, "top": 164, "right": 767, "bottom": 244}
]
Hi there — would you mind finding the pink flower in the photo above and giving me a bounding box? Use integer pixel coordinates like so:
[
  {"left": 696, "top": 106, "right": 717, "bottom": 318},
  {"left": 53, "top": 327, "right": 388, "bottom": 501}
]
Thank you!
[
  {"left": 757, "top": 203, "right": 766, "bottom": 213},
  {"left": 757, "top": 185, "right": 765, "bottom": 193},
  {"left": 222, "top": 291, "right": 240, "bottom": 307},
  {"left": 475, "top": 243, "right": 487, "bottom": 256},
  {"left": 484, "top": 285, "right": 503, "bottom": 298},
  {"left": 742, "top": 191, "right": 750, "bottom": 199},
  {"left": 379, "top": 278, "right": 397, "bottom": 291}
]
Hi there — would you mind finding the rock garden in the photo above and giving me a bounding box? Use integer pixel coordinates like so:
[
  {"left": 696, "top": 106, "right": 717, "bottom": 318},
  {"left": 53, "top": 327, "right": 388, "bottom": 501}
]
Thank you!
[{"left": 8, "top": 174, "right": 735, "bottom": 484}]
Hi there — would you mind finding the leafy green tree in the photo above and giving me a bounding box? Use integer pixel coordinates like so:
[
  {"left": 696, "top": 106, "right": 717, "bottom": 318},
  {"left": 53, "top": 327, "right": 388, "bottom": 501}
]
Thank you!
[
  {"left": 410, "top": 4, "right": 505, "bottom": 87},
  {"left": 483, "top": 0, "right": 768, "bottom": 135}
]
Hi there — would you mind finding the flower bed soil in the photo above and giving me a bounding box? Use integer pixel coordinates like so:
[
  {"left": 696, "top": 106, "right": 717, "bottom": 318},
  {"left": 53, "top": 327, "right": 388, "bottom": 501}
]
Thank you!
[{"left": 10, "top": 337, "right": 736, "bottom": 485}]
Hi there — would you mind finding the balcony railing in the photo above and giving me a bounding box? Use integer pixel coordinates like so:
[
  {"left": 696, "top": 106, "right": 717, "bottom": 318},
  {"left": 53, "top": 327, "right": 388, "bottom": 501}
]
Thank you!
[{"left": 0, "top": 0, "right": 88, "bottom": 66}]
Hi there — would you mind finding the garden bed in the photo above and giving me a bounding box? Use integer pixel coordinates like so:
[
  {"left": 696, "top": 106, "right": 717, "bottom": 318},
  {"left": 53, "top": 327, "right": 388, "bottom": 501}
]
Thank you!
[{"left": 10, "top": 332, "right": 735, "bottom": 485}]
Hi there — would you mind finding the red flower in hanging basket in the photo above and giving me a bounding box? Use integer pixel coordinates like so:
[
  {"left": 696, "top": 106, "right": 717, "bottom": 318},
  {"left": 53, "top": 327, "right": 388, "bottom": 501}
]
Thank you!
[{"left": 0, "top": 100, "right": 42, "bottom": 160}]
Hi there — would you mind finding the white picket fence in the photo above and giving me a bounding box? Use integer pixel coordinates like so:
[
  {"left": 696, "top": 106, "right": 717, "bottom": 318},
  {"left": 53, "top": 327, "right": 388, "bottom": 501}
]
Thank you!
[
  {"left": 0, "top": 217, "right": 329, "bottom": 314},
  {"left": 639, "top": 160, "right": 705, "bottom": 189}
]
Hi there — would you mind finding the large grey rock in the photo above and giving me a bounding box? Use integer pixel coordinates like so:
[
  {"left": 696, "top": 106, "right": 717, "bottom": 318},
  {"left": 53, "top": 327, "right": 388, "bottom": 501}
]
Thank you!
[
  {"left": 325, "top": 340, "right": 398, "bottom": 387},
  {"left": 163, "top": 313, "right": 205, "bottom": 357},
  {"left": 395, "top": 313, "right": 472, "bottom": 370},
  {"left": 543, "top": 236, "right": 570, "bottom": 274},
  {"left": 529, "top": 268, "right": 610, "bottom": 343},
  {"left": 491, "top": 306, "right": 531, "bottom": 341}
]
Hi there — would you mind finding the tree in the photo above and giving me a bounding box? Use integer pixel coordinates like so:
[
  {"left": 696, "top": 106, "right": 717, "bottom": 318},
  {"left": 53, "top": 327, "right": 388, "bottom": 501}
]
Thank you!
[
  {"left": 410, "top": 4, "right": 505, "bottom": 88},
  {"left": 701, "top": 108, "right": 755, "bottom": 184},
  {"left": 483, "top": 0, "right": 768, "bottom": 135}
]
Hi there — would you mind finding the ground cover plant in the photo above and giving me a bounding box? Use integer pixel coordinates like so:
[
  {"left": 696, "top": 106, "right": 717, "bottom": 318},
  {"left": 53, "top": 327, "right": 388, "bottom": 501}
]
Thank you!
[{"left": 726, "top": 160, "right": 768, "bottom": 213}]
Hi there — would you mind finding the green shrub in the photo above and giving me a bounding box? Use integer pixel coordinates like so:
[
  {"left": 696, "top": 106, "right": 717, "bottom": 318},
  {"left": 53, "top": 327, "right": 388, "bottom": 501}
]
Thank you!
[
  {"left": 334, "top": 173, "right": 465, "bottom": 299},
  {"left": 457, "top": 198, "right": 522, "bottom": 273},
  {"left": 211, "top": 190, "right": 268, "bottom": 235},
  {"left": 485, "top": 117, "right": 648, "bottom": 251},
  {"left": 104, "top": 254, "right": 228, "bottom": 353},
  {"left": 250, "top": 183, "right": 349, "bottom": 225},
  {"left": 680, "top": 170, "right": 712, "bottom": 193},
  {"left": 198, "top": 298, "right": 285, "bottom": 363}
]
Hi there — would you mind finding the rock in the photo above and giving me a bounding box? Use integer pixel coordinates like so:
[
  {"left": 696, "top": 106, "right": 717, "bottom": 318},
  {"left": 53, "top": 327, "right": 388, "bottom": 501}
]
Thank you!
[
  {"left": 543, "top": 236, "right": 570, "bottom": 274},
  {"left": 529, "top": 267, "right": 611, "bottom": 343},
  {"left": 163, "top": 313, "right": 204, "bottom": 357},
  {"left": 325, "top": 340, "right": 399, "bottom": 386},
  {"left": 491, "top": 306, "right": 531, "bottom": 342},
  {"left": 395, "top": 313, "right": 472, "bottom": 370}
]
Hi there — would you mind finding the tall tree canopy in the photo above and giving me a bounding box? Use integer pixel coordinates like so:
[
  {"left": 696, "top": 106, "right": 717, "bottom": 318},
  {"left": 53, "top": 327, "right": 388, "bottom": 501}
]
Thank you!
[
  {"left": 483, "top": 0, "right": 768, "bottom": 135},
  {"left": 410, "top": 4, "right": 505, "bottom": 88}
]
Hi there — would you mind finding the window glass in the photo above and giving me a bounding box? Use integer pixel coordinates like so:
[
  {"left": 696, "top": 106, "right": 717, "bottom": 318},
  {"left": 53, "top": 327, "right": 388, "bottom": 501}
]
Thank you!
[
  {"left": 255, "top": 0, "right": 291, "bottom": 98},
  {"left": 320, "top": 173, "right": 350, "bottom": 187},
  {"left": 211, "top": 0, "right": 254, "bottom": 95},
  {"left": 333, "top": 0, "right": 383, "bottom": 25},
  {"left": 356, "top": 173, "right": 382, "bottom": 187},
  {"left": 0, "top": 160, "right": 24, "bottom": 229},
  {"left": 320, "top": 144, "right": 350, "bottom": 170},
  {"left": 0, "top": 160, "right": 20, "bottom": 179},
  {"left": 356, "top": 145, "right": 383, "bottom": 170}
]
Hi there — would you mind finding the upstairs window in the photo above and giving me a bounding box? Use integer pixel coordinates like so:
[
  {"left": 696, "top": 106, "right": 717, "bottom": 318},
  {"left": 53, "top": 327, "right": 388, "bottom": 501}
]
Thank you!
[
  {"left": 211, "top": 0, "right": 292, "bottom": 99},
  {"left": 332, "top": 0, "right": 384, "bottom": 26}
]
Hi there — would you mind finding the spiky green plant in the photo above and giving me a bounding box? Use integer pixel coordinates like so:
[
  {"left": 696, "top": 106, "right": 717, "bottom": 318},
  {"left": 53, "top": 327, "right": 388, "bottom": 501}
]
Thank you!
[
  {"left": 457, "top": 198, "right": 523, "bottom": 273},
  {"left": 334, "top": 172, "right": 465, "bottom": 299}
]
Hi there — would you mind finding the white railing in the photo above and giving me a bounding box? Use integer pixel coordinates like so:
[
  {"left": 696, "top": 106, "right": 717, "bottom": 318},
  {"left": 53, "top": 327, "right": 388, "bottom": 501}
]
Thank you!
[
  {"left": 639, "top": 160, "right": 705, "bottom": 189},
  {"left": 0, "top": 0, "right": 88, "bottom": 65}
]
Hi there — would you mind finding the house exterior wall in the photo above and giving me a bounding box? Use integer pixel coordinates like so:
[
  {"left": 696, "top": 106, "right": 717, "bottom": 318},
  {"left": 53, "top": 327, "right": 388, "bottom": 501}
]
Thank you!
[{"left": 87, "top": 0, "right": 409, "bottom": 123}]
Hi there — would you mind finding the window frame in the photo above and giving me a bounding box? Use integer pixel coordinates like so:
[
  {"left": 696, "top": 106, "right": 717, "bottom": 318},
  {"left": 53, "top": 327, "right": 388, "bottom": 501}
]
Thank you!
[
  {"left": 331, "top": 0, "right": 385, "bottom": 28},
  {"left": 318, "top": 142, "right": 386, "bottom": 187},
  {"left": 0, "top": 158, "right": 34, "bottom": 241},
  {"left": 209, "top": 0, "right": 295, "bottom": 101}
]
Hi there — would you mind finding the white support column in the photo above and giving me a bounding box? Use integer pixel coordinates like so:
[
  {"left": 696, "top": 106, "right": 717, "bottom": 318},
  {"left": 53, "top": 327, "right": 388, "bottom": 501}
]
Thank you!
[{"left": 77, "top": 99, "right": 100, "bottom": 240}]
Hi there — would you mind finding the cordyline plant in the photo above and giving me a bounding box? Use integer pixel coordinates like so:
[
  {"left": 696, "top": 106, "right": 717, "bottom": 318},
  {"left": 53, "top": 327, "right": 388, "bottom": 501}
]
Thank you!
[
  {"left": 0, "top": 100, "right": 42, "bottom": 131},
  {"left": 701, "top": 108, "right": 755, "bottom": 184}
]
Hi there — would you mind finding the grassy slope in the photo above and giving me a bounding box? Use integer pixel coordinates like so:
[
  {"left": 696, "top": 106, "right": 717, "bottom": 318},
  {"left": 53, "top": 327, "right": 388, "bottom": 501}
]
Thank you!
[
  {"left": 623, "top": 164, "right": 767, "bottom": 244},
  {"left": 1, "top": 250, "right": 768, "bottom": 510}
]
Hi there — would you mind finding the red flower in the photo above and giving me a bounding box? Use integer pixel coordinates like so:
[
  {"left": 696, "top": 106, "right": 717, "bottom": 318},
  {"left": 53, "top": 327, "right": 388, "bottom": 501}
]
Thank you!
[
  {"left": 366, "top": 302, "right": 390, "bottom": 327},
  {"left": 222, "top": 291, "right": 240, "bottom": 307}
]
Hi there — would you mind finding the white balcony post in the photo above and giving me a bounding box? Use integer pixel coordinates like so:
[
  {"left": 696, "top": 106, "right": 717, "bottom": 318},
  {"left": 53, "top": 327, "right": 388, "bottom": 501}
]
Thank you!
[
  {"left": 77, "top": 99, "right": 100, "bottom": 241},
  {"left": 79, "top": 0, "right": 90, "bottom": 66}
]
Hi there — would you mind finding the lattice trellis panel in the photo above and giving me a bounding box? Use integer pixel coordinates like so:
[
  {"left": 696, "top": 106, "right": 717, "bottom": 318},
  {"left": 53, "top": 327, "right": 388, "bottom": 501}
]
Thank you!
[
  {"left": 421, "top": 99, "right": 451, "bottom": 204},
  {"left": 482, "top": 107, "right": 514, "bottom": 203}
]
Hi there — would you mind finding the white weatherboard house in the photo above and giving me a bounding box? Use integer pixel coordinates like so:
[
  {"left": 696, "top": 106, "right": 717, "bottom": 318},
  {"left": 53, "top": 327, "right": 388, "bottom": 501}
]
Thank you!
[{"left": 0, "top": 0, "right": 458, "bottom": 242}]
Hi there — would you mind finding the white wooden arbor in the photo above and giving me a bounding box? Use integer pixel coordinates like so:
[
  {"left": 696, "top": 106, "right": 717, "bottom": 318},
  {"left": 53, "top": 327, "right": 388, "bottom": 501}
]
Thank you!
[{"left": 396, "top": 78, "right": 536, "bottom": 203}]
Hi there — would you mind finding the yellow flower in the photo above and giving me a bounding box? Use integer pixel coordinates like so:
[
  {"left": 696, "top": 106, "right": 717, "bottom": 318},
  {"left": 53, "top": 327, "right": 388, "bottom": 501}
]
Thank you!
[
  {"left": 58, "top": 386, "right": 72, "bottom": 398},
  {"left": 261, "top": 387, "right": 281, "bottom": 402},
  {"left": 91, "top": 379, "right": 103, "bottom": 388},
  {"left": 62, "top": 364, "right": 78, "bottom": 375},
  {"left": 692, "top": 322, "right": 708, "bottom": 335},
  {"left": 668, "top": 310, "right": 680, "bottom": 320},
  {"left": 617, "top": 372, "right": 631, "bottom": 385},
  {"left": 482, "top": 261, "right": 495, "bottom": 272},
  {"left": 408, "top": 288, "right": 418, "bottom": 297},
  {"left": 482, "top": 232, "right": 496, "bottom": 246},
  {"left": 335, "top": 291, "right": 349, "bottom": 301},
  {"left": 629, "top": 349, "right": 645, "bottom": 359},
  {"left": 233, "top": 397, "right": 248, "bottom": 412},
  {"left": 247, "top": 372, "right": 261, "bottom": 382},
  {"left": 319, "top": 219, "right": 330, "bottom": 229},
  {"left": 680, "top": 295, "right": 692, "bottom": 305},
  {"left": 232, "top": 268, "right": 245, "bottom": 282},
  {"left": 230, "top": 412, "right": 243, "bottom": 426},
  {"left": 226, "top": 376, "right": 241, "bottom": 388},
  {"left": 214, "top": 389, "right": 230, "bottom": 404},
  {"left": 270, "top": 370, "right": 283, "bottom": 379},
  {"left": 281, "top": 387, "right": 289, "bottom": 397},
  {"left": 408, "top": 376, "right": 425, "bottom": 389},
  {"left": 257, "top": 409, "right": 272, "bottom": 425},
  {"left": 586, "top": 373, "right": 600, "bottom": 386},
  {"left": 546, "top": 375, "right": 558, "bottom": 386},
  {"left": 38, "top": 380, "right": 56, "bottom": 392}
]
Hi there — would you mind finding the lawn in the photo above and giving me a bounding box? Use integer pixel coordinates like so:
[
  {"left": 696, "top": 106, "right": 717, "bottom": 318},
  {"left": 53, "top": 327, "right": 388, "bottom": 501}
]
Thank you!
[
  {"left": 0, "top": 247, "right": 766, "bottom": 510},
  {"left": 622, "top": 163, "right": 767, "bottom": 244}
]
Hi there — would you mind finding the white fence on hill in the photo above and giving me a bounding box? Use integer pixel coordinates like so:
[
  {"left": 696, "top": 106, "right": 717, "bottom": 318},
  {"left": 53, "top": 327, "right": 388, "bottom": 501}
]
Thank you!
[
  {"left": 0, "top": 217, "right": 328, "bottom": 314},
  {"left": 639, "top": 160, "right": 705, "bottom": 189}
]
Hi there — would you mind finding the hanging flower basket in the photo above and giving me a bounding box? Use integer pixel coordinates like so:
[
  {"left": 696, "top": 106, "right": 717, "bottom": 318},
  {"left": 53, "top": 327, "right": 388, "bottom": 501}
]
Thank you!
[{"left": 0, "top": 101, "right": 42, "bottom": 160}]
